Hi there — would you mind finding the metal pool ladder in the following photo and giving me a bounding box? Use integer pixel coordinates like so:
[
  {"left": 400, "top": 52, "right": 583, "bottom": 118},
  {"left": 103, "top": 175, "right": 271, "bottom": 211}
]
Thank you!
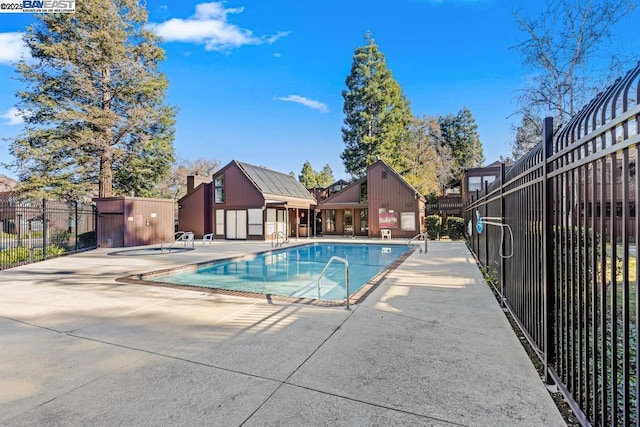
[
  {"left": 271, "top": 231, "right": 289, "bottom": 248},
  {"left": 160, "top": 231, "right": 194, "bottom": 253},
  {"left": 407, "top": 232, "right": 427, "bottom": 253},
  {"left": 317, "top": 256, "right": 350, "bottom": 310}
]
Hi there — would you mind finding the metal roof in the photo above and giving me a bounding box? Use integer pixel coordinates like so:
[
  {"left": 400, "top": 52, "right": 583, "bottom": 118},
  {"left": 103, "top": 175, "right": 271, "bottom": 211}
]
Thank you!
[{"left": 236, "top": 161, "right": 315, "bottom": 201}]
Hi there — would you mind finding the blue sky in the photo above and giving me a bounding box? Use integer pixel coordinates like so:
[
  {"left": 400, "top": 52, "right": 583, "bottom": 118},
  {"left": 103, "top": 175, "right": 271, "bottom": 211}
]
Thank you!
[{"left": 0, "top": 0, "right": 638, "bottom": 181}]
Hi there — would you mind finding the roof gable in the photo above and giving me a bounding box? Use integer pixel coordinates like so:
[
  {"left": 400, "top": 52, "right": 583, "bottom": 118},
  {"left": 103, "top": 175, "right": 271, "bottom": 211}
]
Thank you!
[{"left": 368, "top": 160, "right": 425, "bottom": 201}]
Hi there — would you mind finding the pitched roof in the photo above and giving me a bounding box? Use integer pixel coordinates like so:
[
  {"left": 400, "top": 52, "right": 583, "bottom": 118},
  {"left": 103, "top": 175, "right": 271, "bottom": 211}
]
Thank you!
[
  {"left": 235, "top": 161, "right": 315, "bottom": 201},
  {"left": 0, "top": 174, "right": 17, "bottom": 192},
  {"left": 369, "top": 160, "right": 425, "bottom": 202}
]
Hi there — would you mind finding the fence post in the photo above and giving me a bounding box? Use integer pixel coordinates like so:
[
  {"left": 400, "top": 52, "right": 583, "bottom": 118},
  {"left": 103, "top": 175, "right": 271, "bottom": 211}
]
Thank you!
[
  {"left": 42, "top": 198, "right": 47, "bottom": 259},
  {"left": 484, "top": 181, "right": 489, "bottom": 269},
  {"left": 499, "top": 162, "right": 506, "bottom": 306},
  {"left": 74, "top": 201, "right": 79, "bottom": 253},
  {"left": 542, "top": 116, "right": 555, "bottom": 384}
]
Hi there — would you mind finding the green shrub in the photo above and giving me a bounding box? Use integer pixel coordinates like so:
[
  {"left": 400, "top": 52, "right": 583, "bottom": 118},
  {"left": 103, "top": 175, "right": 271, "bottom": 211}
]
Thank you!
[
  {"left": 446, "top": 216, "right": 465, "bottom": 240},
  {"left": 425, "top": 214, "right": 442, "bottom": 240},
  {"left": 77, "top": 231, "right": 97, "bottom": 249},
  {"left": 0, "top": 245, "right": 66, "bottom": 267}
]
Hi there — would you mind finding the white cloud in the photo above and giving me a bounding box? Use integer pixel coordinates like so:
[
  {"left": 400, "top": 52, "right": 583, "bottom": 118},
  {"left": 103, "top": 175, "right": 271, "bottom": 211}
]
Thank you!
[
  {"left": 1, "top": 107, "right": 24, "bottom": 126},
  {"left": 0, "top": 32, "right": 30, "bottom": 65},
  {"left": 149, "top": 2, "right": 289, "bottom": 52},
  {"left": 277, "top": 95, "right": 329, "bottom": 113}
]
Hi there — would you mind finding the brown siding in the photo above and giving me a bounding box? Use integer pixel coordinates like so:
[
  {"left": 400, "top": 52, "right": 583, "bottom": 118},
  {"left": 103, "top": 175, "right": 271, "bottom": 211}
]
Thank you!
[
  {"left": 178, "top": 183, "right": 211, "bottom": 237},
  {"left": 367, "top": 162, "right": 424, "bottom": 239},
  {"left": 95, "top": 197, "right": 175, "bottom": 247},
  {"left": 324, "top": 179, "right": 363, "bottom": 204},
  {"left": 215, "top": 163, "right": 264, "bottom": 209}
]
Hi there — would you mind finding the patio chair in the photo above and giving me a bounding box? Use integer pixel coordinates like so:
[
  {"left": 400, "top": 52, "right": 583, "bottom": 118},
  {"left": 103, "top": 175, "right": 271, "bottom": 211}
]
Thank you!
[{"left": 203, "top": 233, "right": 214, "bottom": 245}]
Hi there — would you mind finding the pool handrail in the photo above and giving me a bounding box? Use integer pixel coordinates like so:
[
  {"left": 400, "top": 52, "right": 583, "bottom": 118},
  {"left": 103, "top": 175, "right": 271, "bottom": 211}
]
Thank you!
[
  {"left": 161, "top": 231, "right": 195, "bottom": 253},
  {"left": 271, "top": 231, "right": 289, "bottom": 248},
  {"left": 407, "top": 232, "right": 427, "bottom": 253},
  {"left": 317, "top": 256, "right": 350, "bottom": 310}
]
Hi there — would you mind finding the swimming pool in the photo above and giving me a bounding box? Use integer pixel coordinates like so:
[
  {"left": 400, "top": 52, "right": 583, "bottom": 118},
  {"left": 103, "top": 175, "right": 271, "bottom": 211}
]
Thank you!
[{"left": 143, "top": 243, "right": 411, "bottom": 303}]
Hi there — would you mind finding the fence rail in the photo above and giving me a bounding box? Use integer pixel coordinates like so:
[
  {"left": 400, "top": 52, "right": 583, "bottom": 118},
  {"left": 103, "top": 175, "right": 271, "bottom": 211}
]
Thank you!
[
  {"left": 464, "top": 62, "right": 640, "bottom": 426},
  {"left": 0, "top": 195, "right": 97, "bottom": 270}
]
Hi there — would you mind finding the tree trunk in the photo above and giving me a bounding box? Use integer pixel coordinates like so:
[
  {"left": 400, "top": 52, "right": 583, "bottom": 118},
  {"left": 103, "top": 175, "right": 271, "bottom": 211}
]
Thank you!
[{"left": 99, "top": 155, "right": 113, "bottom": 197}]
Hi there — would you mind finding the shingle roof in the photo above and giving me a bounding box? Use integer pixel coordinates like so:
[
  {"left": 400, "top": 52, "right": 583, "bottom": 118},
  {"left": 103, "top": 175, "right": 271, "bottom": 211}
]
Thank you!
[{"left": 236, "top": 161, "right": 315, "bottom": 201}]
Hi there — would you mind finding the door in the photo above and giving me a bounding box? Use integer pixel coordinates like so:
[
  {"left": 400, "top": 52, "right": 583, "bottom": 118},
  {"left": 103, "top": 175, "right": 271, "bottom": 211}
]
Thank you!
[{"left": 226, "top": 210, "right": 247, "bottom": 240}]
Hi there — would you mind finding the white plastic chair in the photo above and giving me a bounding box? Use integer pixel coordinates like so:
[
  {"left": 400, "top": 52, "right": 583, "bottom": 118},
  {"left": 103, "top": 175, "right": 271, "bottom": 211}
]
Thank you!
[{"left": 202, "top": 233, "right": 214, "bottom": 245}]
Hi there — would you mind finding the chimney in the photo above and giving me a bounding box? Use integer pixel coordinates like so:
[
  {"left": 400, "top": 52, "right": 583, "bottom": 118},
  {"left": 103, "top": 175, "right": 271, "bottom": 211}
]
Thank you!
[{"left": 187, "top": 175, "right": 195, "bottom": 194}]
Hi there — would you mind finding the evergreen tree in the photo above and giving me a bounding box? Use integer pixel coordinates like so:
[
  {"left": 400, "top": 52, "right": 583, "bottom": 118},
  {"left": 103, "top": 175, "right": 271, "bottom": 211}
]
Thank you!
[
  {"left": 9, "top": 0, "right": 175, "bottom": 199},
  {"left": 439, "top": 107, "right": 485, "bottom": 178},
  {"left": 317, "top": 164, "right": 335, "bottom": 188},
  {"left": 298, "top": 161, "right": 319, "bottom": 188},
  {"left": 341, "top": 32, "right": 412, "bottom": 178}
]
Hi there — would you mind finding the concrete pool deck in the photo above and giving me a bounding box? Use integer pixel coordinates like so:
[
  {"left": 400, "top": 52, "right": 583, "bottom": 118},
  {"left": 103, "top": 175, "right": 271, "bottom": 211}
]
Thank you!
[{"left": 0, "top": 239, "right": 565, "bottom": 426}]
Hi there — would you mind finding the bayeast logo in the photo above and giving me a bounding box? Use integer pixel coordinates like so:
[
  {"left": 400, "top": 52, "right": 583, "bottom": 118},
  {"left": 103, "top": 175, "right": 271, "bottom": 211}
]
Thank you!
[{"left": 21, "top": 0, "right": 75, "bottom": 12}]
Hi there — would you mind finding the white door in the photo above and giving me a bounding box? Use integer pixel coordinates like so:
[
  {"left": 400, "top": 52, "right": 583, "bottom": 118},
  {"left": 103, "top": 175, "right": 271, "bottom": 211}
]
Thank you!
[
  {"left": 236, "top": 210, "right": 247, "bottom": 239},
  {"left": 226, "top": 210, "right": 247, "bottom": 240},
  {"left": 226, "top": 210, "right": 237, "bottom": 239}
]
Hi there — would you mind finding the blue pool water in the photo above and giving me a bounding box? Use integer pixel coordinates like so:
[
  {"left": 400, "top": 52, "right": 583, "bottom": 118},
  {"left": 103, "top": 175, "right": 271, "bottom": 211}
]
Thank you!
[{"left": 150, "top": 243, "right": 410, "bottom": 301}]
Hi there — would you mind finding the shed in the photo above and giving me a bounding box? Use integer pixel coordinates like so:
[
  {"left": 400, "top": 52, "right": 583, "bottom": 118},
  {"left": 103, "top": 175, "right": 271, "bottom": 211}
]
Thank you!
[{"left": 94, "top": 197, "right": 175, "bottom": 247}]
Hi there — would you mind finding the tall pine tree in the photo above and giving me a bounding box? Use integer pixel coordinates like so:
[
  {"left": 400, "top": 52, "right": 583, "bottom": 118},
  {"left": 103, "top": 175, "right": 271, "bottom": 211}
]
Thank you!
[
  {"left": 10, "top": 0, "right": 175, "bottom": 200},
  {"left": 439, "top": 107, "right": 485, "bottom": 179},
  {"left": 298, "top": 161, "right": 319, "bottom": 188},
  {"left": 341, "top": 32, "right": 412, "bottom": 178}
]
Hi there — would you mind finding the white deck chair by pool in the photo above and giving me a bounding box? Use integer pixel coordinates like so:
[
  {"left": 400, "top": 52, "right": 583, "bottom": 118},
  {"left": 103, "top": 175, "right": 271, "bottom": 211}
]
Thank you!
[{"left": 202, "top": 233, "right": 214, "bottom": 245}]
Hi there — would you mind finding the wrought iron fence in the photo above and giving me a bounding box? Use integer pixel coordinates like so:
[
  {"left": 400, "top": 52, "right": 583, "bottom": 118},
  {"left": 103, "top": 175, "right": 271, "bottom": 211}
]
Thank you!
[
  {"left": 0, "top": 195, "right": 97, "bottom": 270},
  {"left": 464, "top": 63, "right": 640, "bottom": 426}
]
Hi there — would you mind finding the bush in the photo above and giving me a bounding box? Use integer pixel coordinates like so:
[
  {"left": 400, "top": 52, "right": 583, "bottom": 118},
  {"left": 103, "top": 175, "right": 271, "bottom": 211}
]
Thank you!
[
  {"left": 77, "top": 231, "right": 97, "bottom": 249},
  {"left": 446, "top": 216, "right": 465, "bottom": 240},
  {"left": 425, "top": 214, "right": 442, "bottom": 240},
  {"left": 0, "top": 245, "right": 66, "bottom": 267}
]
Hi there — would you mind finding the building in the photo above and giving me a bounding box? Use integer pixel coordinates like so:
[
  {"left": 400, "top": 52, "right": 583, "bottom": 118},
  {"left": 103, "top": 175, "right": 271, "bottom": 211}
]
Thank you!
[
  {"left": 178, "top": 160, "right": 317, "bottom": 240},
  {"left": 461, "top": 161, "right": 503, "bottom": 204},
  {"left": 317, "top": 160, "right": 426, "bottom": 239}
]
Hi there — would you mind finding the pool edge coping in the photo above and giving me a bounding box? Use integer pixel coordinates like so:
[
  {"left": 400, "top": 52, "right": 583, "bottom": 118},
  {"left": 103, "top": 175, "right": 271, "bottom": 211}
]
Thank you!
[{"left": 115, "top": 243, "right": 417, "bottom": 308}]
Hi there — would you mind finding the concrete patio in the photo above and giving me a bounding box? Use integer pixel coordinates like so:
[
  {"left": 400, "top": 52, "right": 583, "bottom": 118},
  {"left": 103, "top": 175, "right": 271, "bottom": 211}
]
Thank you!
[{"left": 0, "top": 240, "right": 565, "bottom": 426}]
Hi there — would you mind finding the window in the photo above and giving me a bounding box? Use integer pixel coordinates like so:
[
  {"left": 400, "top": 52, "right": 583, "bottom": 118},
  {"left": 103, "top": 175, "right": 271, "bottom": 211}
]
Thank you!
[
  {"left": 214, "top": 175, "right": 224, "bottom": 203},
  {"left": 325, "top": 209, "right": 336, "bottom": 232},
  {"left": 360, "top": 183, "right": 367, "bottom": 203},
  {"left": 215, "top": 209, "right": 224, "bottom": 234},
  {"left": 468, "top": 175, "right": 496, "bottom": 192},
  {"left": 344, "top": 210, "right": 353, "bottom": 233},
  {"left": 468, "top": 176, "right": 482, "bottom": 192},
  {"left": 360, "top": 209, "right": 368, "bottom": 233},
  {"left": 248, "top": 209, "right": 263, "bottom": 235}
]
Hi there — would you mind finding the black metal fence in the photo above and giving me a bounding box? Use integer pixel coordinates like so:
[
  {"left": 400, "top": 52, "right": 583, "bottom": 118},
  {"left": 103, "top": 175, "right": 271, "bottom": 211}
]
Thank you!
[
  {"left": 464, "top": 63, "right": 640, "bottom": 426},
  {"left": 0, "top": 195, "right": 97, "bottom": 270}
]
